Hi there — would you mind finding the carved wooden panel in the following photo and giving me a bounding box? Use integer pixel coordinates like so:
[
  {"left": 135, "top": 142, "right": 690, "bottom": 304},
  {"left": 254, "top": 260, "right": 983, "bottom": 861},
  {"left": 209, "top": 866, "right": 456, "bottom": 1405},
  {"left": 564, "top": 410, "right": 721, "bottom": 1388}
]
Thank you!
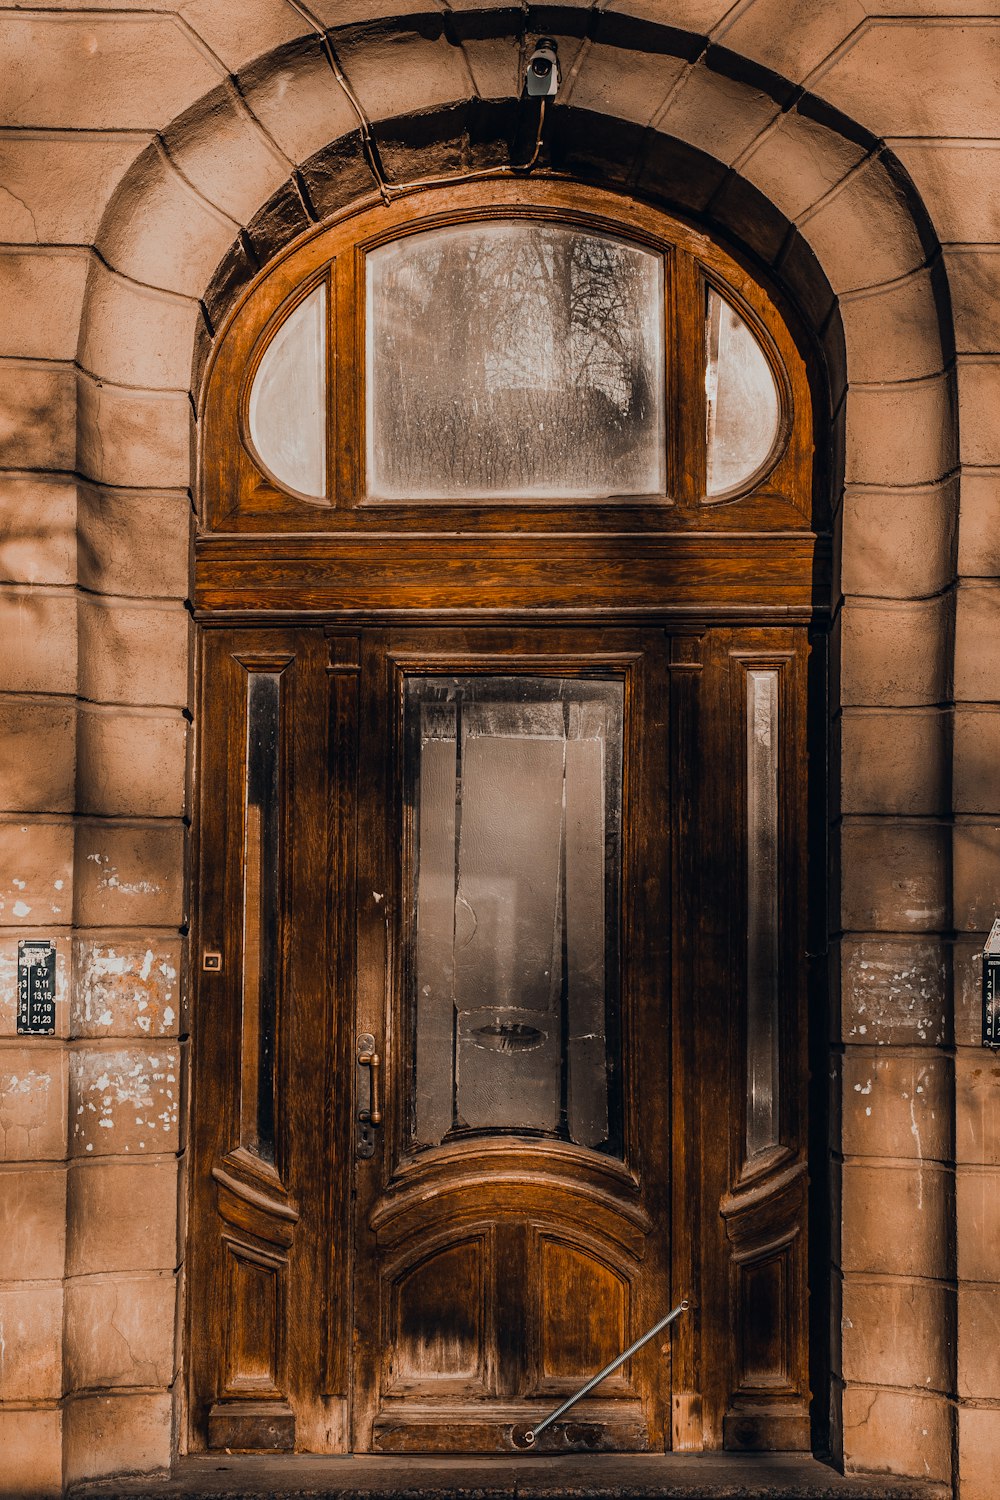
[
  {"left": 536, "top": 1235, "right": 629, "bottom": 1388},
  {"left": 387, "top": 1236, "right": 490, "bottom": 1394},
  {"left": 222, "top": 1239, "right": 283, "bottom": 1396}
]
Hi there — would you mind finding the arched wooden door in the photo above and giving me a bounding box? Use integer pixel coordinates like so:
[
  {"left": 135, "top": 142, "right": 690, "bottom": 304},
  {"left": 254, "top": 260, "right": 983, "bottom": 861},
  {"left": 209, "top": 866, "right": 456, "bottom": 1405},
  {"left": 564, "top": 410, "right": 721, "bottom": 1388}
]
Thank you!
[{"left": 187, "top": 181, "right": 822, "bottom": 1457}]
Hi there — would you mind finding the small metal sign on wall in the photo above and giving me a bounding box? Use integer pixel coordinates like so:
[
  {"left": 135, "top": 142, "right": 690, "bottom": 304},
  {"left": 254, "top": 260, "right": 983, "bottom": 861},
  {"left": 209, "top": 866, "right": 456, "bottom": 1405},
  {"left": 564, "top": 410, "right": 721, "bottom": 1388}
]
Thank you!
[
  {"left": 17, "top": 939, "right": 56, "bottom": 1035},
  {"left": 983, "top": 919, "right": 1000, "bottom": 1049}
]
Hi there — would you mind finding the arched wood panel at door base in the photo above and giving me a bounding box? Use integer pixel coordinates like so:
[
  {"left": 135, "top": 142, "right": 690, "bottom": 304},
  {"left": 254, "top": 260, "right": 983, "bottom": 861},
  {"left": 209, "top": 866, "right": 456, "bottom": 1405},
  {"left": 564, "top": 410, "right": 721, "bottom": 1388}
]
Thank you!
[{"left": 188, "top": 178, "right": 822, "bottom": 1457}]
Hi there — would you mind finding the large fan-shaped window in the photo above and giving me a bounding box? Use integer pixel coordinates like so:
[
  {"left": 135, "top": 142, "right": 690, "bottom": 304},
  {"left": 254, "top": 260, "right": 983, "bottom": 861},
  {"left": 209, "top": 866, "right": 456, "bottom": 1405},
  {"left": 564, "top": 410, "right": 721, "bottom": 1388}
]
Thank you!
[{"left": 210, "top": 187, "right": 804, "bottom": 528}]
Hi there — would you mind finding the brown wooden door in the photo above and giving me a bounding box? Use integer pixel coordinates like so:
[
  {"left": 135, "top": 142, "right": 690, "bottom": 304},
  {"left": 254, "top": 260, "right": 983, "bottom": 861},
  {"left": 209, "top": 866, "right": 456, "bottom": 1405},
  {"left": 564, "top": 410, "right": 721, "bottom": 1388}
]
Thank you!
[
  {"left": 188, "top": 619, "right": 813, "bottom": 1457},
  {"left": 349, "top": 626, "right": 674, "bottom": 1453}
]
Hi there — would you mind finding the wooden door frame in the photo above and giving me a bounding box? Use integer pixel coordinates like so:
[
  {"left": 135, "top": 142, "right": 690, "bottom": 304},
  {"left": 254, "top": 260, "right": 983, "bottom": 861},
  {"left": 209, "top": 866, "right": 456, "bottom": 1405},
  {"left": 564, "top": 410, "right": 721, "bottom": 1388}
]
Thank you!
[{"left": 186, "top": 174, "right": 828, "bottom": 1458}]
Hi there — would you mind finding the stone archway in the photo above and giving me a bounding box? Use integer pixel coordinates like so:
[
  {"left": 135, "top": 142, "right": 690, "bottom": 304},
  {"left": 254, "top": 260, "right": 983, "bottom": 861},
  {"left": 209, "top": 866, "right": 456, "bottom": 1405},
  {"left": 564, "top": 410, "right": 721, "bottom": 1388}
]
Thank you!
[{"left": 63, "top": 6, "right": 958, "bottom": 1486}]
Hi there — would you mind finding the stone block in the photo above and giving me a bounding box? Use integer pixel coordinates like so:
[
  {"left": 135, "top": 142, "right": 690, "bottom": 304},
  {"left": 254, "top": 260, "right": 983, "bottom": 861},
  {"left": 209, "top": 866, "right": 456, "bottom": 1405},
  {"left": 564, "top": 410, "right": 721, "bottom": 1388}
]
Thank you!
[
  {"left": 840, "top": 709, "right": 947, "bottom": 816},
  {"left": 842, "top": 1385, "right": 950, "bottom": 1484},
  {"left": 79, "top": 260, "right": 201, "bottom": 392},
  {"left": 719, "top": 0, "right": 866, "bottom": 83},
  {"left": 0, "top": 361, "right": 76, "bottom": 471},
  {"left": 0, "top": 248, "right": 91, "bottom": 362},
  {"left": 77, "top": 709, "right": 187, "bottom": 820},
  {"left": 97, "top": 140, "right": 238, "bottom": 301},
  {"left": 604, "top": 0, "right": 733, "bottom": 25},
  {"left": 570, "top": 43, "right": 688, "bottom": 131},
  {"left": 957, "top": 1402, "right": 1000, "bottom": 1500},
  {"left": 66, "top": 1158, "right": 178, "bottom": 1275},
  {"left": 0, "top": 476, "right": 77, "bottom": 587},
  {"left": 0, "top": 1044, "right": 68, "bottom": 1162},
  {"left": 182, "top": 0, "right": 309, "bottom": 72},
  {"left": 0, "top": 1282, "right": 62, "bottom": 1400},
  {"left": 63, "top": 1390, "right": 172, "bottom": 1487},
  {"left": 163, "top": 81, "right": 292, "bottom": 227},
  {"left": 455, "top": 26, "right": 522, "bottom": 102},
  {"left": 958, "top": 1284, "right": 1000, "bottom": 1400},
  {"left": 76, "top": 376, "right": 192, "bottom": 491},
  {"left": 954, "top": 709, "right": 1000, "bottom": 816},
  {"left": 958, "top": 469, "right": 1000, "bottom": 579},
  {"left": 0, "top": 819, "right": 73, "bottom": 928},
  {"left": 0, "top": 1166, "right": 66, "bottom": 1280},
  {"left": 841, "top": 268, "right": 944, "bottom": 384},
  {"left": 64, "top": 1270, "right": 175, "bottom": 1389},
  {"left": 958, "top": 359, "right": 1000, "bottom": 468},
  {"left": 71, "top": 936, "right": 181, "bottom": 1041},
  {"left": 842, "top": 1276, "right": 953, "bottom": 1392},
  {"left": 947, "top": 248, "right": 1000, "bottom": 356},
  {"left": 799, "top": 153, "right": 927, "bottom": 295},
  {"left": 841, "top": 1048, "right": 950, "bottom": 1162},
  {"left": 0, "top": 1407, "right": 62, "bottom": 1496},
  {"left": 77, "top": 597, "right": 189, "bottom": 709},
  {"left": 0, "top": 700, "right": 76, "bottom": 814},
  {"left": 662, "top": 60, "right": 783, "bottom": 164},
  {"left": 815, "top": 18, "right": 1000, "bottom": 139},
  {"left": 892, "top": 139, "right": 1000, "bottom": 246},
  {"left": 335, "top": 18, "right": 472, "bottom": 125},
  {"left": 738, "top": 106, "right": 866, "bottom": 223},
  {"left": 841, "top": 1161, "right": 950, "bottom": 1278},
  {"left": 838, "top": 936, "right": 948, "bottom": 1047},
  {"left": 77, "top": 485, "right": 190, "bottom": 601},
  {"left": 843, "top": 479, "right": 957, "bottom": 601},
  {"left": 0, "top": 12, "right": 223, "bottom": 130},
  {"left": 0, "top": 131, "right": 148, "bottom": 245},
  {"left": 955, "top": 1049, "right": 1000, "bottom": 1168},
  {"left": 953, "top": 822, "right": 1000, "bottom": 934},
  {"left": 954, "top": 934, "right": 986, "bottom": 1048},
  {"left": 73, "top": 822, "right": 185, "bottom": 929},
  {"left": 955, "top": 584, "right": 1000, "bottom": 702},
  {"left": 70, "top": 1043, "right": 179, "bottom": 1157},
  {"left": 0, "top": 933, "right": 70, "bottom": 1039},
  {"left": 839, "top": 821, "right": 948, "bottom": 933},
  {"left": 844, "top": 374, "right": 955, "bottom": 487},
  {"left": 0, "top": 588, "right": 76, "bottom": 697},
  {"left": 840, "top": 596, "right": 948, "bottom": 708},
  {"left": 239, "top": 37, "right": 361, "bottom": 164},
  {"left": 956, "top": 1166, "right": 1000, "bottom": 1282}
]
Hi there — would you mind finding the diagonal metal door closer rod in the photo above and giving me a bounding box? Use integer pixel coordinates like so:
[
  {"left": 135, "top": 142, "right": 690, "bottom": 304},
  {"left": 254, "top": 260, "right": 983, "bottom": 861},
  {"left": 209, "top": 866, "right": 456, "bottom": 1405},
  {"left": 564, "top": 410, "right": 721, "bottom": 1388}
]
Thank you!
[{"left": 522, "top": 1299, "right": 689, "bottom": 1447}]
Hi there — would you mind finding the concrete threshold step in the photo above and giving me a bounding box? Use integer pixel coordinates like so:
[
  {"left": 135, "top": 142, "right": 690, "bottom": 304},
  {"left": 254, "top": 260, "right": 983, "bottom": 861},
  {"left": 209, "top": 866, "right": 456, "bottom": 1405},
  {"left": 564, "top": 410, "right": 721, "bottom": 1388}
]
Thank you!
[{"left": 69, "top": 1453, "right": 950, "bottom": 1500}]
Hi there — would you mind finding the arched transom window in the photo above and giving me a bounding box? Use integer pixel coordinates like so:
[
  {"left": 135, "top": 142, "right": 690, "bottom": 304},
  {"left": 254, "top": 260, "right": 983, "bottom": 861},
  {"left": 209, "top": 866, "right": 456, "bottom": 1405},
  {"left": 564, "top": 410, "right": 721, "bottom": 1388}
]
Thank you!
[{"left": 202, "top": 182, "right": 809, "bottom": 531}]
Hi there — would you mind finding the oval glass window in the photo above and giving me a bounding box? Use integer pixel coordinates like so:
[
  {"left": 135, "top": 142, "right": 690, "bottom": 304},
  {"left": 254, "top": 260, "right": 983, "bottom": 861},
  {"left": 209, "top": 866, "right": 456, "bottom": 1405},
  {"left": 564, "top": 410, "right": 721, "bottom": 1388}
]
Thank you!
[
  {"left": 705, "top": 286, "right": 781, "bottom": 497},
  {"left": 248, "top": 282, "right": 327, "bottom": 499},
  {"left": 366, "top": 221, "right": 665, "bottom": 501}
]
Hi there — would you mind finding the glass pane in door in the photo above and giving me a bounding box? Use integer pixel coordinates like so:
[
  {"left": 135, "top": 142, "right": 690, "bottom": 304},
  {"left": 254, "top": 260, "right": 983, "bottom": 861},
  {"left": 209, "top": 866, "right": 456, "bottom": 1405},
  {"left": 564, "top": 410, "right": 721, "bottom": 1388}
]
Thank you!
[{"left": 404, "top": 676, "right": 624, "bottom": 1157}]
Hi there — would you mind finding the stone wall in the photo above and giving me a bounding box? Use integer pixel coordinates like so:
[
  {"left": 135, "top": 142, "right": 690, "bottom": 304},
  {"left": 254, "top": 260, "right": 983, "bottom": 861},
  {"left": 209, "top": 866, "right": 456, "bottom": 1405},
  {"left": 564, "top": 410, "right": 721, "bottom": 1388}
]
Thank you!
[{"left": 0, "top": 2, "right": 997, "bottom": 1494}]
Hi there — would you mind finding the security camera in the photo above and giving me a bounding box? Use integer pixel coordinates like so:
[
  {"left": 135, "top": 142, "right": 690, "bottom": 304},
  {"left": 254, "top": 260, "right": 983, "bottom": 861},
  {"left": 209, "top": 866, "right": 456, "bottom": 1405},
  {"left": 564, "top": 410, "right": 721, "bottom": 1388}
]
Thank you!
[{"left": 526, "top": 38, "right": 559, "bottom": 98}]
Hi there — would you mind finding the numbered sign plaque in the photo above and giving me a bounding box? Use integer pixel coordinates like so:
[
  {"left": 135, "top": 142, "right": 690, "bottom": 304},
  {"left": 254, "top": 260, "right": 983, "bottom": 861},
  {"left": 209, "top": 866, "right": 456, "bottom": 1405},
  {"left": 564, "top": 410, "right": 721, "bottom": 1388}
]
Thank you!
[
  {"left": 17, "top": 939, "right": 56, "bottom": 1035},
  {"left": 983, "top": 919, "right": 1000, "bottom": 1049}
]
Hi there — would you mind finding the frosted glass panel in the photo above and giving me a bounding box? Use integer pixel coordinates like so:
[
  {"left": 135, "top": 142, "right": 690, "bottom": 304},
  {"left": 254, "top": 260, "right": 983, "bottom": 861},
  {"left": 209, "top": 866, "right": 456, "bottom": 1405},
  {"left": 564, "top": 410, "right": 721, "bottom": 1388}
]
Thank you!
[
  {"left": 706, "top": 287, "right": 780, "bottom": 496},
  {"left": 248, "top": 283, "right": 327, "bottom": 498},
  {"left": 746, "top": 668, "right": 779, "bottom": 1157},
  {"left": 406, "top": 677, "right": 623, "bottom": 1156},
  {"left": 367, "top": 222, "right": 665, "bottom": 500},
  {"left": 241, "top": 671, "right": 281, "bottom": 1162}
]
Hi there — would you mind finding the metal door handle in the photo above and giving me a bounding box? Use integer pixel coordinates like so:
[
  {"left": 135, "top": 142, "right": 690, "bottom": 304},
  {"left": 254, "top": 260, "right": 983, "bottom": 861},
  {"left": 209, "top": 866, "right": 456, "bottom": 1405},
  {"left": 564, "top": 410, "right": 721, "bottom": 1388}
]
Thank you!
[{"left": 358, "top": 1037, "right": 382, "bottom": 1126}]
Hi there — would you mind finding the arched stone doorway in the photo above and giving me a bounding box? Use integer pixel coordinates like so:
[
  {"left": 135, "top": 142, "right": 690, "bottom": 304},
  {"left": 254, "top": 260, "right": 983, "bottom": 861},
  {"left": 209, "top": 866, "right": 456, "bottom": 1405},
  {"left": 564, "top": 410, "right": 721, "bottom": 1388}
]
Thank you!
[{"left": 61, "top": 6, "right": 959, "bottom": 1485}]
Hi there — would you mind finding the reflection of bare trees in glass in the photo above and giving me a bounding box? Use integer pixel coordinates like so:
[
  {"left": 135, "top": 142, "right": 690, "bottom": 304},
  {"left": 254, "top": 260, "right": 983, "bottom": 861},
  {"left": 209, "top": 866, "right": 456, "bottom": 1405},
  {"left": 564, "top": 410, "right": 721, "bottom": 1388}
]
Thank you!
[{"left": 368, "top": 223, "right": 665, "bottom": 499}]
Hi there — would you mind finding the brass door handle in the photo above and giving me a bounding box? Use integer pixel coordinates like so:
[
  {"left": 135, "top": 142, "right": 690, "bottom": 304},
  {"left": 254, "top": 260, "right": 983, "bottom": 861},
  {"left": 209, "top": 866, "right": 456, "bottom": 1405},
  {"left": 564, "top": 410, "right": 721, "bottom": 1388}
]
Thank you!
[{"left": 358, "top": 1037, "right": 382, "bottom": 1127}]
